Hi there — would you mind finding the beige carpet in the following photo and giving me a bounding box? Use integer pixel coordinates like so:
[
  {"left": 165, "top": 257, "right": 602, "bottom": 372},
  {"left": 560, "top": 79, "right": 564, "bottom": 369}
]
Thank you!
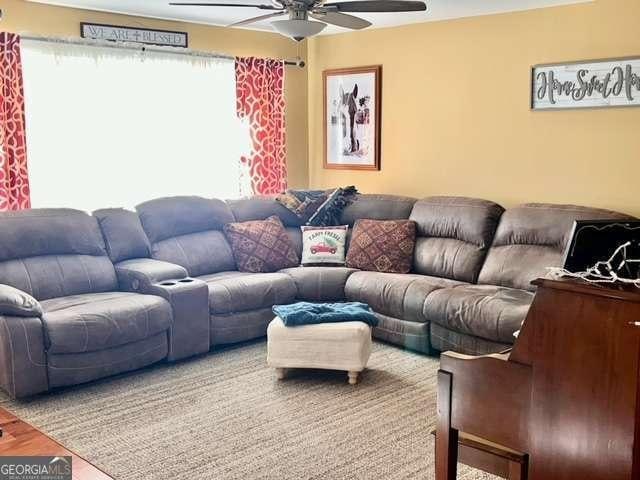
[{"left": 0, "top": 341, "right": 499, "bottom": 480}]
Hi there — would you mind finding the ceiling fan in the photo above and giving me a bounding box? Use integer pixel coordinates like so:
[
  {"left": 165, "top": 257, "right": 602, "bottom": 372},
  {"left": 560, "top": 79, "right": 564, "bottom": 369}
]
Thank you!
[{"left": 169, "top": 0, "right": 427, "bottom": 41}]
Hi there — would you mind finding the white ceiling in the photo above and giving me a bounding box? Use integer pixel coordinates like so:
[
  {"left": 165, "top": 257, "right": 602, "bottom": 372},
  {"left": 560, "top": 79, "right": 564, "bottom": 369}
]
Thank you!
[{"left": 28, "top": 0, "right": 592, "bottom": 35}]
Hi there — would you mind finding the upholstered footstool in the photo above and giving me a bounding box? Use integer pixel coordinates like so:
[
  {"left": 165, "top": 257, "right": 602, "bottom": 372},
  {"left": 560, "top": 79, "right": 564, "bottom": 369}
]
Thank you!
[{"left": 267, "top": 317, "right": 372, "bottom": 385}]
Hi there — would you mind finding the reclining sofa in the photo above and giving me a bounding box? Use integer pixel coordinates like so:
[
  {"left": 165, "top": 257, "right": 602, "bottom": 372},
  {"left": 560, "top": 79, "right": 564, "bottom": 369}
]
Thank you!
[{"left": 0, "top": 194, "right": 629, "bottom": 398}]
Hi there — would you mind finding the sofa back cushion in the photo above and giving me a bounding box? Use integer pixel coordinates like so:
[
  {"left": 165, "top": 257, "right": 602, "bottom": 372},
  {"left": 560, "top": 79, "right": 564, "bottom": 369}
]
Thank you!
[
  {"left": 227, "top": 196, "right": 305, "bottom": 226},
  {"left": 137, "top": 196, "right": 236, "bottom": 277},
  {"left": 0, "top": 209, "right": 117, "bottom": 300},
  {"left": 339, "top": 194, "right": 417, "bottom": 226},
  {"left": 94, "top": 208, "right": 151, "bottom": 263},
  {"left": 478, "top": 203, "right": 633, "bottom": 291},
  {"left": 410, "top": 197, "right": 504, "bottom": 282}
]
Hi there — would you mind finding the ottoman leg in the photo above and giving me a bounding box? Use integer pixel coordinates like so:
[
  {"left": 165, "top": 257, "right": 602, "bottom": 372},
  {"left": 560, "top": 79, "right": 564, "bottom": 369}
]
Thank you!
[
  {"left": 348, "top": 371, "right": 359, "bottom": 385},
  {"left": 275, "top": 368, "right": 287, "bottom": 380}
]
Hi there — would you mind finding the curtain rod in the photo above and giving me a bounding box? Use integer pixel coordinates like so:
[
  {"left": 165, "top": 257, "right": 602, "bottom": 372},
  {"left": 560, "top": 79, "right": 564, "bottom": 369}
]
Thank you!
[{"left": 19, "top": 34, "right": 305, "bottom": 68}]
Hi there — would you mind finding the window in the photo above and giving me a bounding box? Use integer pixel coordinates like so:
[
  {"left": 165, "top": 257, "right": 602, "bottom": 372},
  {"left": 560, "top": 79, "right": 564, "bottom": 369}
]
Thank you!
[{"left": 20, "top": 40, "right": 250, "bottom": 211}]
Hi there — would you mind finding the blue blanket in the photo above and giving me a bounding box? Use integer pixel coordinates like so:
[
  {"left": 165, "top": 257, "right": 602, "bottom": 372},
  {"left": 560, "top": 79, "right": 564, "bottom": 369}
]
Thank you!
[{"left": 273, "top": 302, "right": 379, "bottom": 327}]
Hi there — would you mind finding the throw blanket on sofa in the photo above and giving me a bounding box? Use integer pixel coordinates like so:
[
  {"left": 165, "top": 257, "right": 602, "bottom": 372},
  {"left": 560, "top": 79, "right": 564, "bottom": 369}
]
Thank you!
[
  {"left": 272, "top": 302, "right": 379, "bottom": 327},
  {"left": 276, "top": 186, "right": 358, "bottom": 226}
]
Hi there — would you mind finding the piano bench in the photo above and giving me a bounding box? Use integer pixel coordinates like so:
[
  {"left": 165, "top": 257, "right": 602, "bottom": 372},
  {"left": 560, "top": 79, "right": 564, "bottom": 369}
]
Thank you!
[{"left": 431, "top": 430, "right": 528, "bottom": 479}]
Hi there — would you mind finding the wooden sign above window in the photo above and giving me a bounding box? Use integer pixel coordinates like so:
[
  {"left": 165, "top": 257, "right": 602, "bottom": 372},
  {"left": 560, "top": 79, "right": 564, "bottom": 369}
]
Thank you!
[
  {"left": 81, "top": 23, "right": 188, "bottom": 48},
  {"left": 531, "top": 57, "right": 640, "bottom": 110}
]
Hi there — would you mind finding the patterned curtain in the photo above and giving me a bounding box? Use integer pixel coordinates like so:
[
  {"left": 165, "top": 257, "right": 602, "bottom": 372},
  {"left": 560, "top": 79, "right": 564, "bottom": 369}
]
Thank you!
[
  {"left": 235, "top": 57, "right": 286, "bottom": 195},
  {"left": 0, "top": 33, "right": 30, "bottom": 211}
]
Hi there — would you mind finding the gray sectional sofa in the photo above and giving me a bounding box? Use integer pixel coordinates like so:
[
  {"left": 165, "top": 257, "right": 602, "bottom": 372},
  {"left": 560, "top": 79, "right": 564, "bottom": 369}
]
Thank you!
[{"left": 0, "top": 194, "right": 630, "bottom": 398}]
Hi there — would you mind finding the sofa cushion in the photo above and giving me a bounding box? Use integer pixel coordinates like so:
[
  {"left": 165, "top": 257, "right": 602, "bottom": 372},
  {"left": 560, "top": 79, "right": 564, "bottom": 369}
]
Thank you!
[
  {"left": 0, "top": 255, "right": 119, "bottom": 302},
  {"left": 41, "top": 292, "right": 172, "bottom": 354},
  {"left": 0, "top": 208, "right": 107, "bottom": 260},
  {"left": 339, "top": 194, "right": 417, "bottom": 226},
  {"left": 478, "top": 203, "right": 631, "bottom": 291},
  {"left": 0, "top": 209, "right": 118, "bottom": 300},
  {"left": 151, "top": 231, "right": 236, "bottom": 277},
  {"left": 199, "top": 271, "right": 296, "bottom": 314},
  {"left": 280, "top": 266, "right": 357, "bottom": 301},
  {"left": 136, "top": 196, "right": 237, "bottom": 278},
  {"left": 223, "top": 216, "right": 299, "bottom": 273},
  {"left": 345, "top": 271, "right": 462, "bottom": 323},
  {"left": 424, "top": 284, "right": 534, "bottom": 344},
  {"left": 94, "top": 208, "right": 151, "bottom": 263},
  {"left": 346, "top": 219, "right": 417, "bottom": 274},
  {"left": 410, "top": 196, "right": 504, "bottom": 282},
  {"left": 227, "top": 196, "right": 305, "bottom": 227},
  {"left": 137, "top": 196, "right": 235, "bottom": 244}
]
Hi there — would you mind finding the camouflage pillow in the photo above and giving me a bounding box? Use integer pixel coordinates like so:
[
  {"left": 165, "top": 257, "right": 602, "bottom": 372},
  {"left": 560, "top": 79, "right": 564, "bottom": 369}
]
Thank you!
[
  {"left": 223, "top": 216, "right": 300, "bottom": 273},
  {"left": 346, "top": 219, "right": 417, "bottom": 274}
]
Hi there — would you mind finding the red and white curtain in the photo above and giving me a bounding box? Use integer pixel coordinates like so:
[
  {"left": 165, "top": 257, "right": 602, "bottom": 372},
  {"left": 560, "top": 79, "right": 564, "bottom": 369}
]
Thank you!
[
  {"left": 0, "top": 33, "right": 30, "bottom": 211},
  {"left": 0, "top": 37, "right": 286, "bottom": 209},
  {"left": 235, "top": 57, "right": 287, "bottom": 195}
]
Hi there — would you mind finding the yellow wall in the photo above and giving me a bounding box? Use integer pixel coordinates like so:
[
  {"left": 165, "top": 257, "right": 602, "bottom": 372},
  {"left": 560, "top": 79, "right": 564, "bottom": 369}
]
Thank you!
[
  {"left": 1, "top": 0, "right": 309, "bottom": 188},
  {"left": 307, "top": 0, "right": 640, "bottom": 216},
  {"left": 4, "top": 1, "right": 640, "bottom": 214}
]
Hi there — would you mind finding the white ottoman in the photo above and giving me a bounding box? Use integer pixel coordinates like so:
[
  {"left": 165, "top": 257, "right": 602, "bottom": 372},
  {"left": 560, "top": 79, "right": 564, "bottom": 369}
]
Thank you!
[{"left": 267, "top": 317, "right": 372, "bottom": 385}]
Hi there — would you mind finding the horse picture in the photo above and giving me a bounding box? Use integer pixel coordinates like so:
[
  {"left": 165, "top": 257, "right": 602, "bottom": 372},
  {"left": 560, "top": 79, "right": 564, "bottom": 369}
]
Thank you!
[
  {"left": 338, "top": 83, "right": 360, "bottom": 154},
  {"left": 324, "top": 66, "right": 381, "bottom": 170}
]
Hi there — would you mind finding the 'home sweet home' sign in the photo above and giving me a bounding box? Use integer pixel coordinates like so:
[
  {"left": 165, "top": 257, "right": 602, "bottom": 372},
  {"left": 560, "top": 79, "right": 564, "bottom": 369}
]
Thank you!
[{"left": 531, "top": 57, "right": 640, "bottom": 110}]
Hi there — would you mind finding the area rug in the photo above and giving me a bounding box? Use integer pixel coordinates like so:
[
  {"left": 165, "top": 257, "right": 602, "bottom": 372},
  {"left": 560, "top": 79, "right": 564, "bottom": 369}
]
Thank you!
[{"left": 0, "top": 341, "right": 499, "bottom": 480}]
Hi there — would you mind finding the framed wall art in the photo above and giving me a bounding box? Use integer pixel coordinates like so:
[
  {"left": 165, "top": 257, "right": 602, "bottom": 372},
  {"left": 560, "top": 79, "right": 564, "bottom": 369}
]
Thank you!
[
  {"left": 81, "top": 23, "right": 188, "bottom": 48},
  {"left": 531, "top": 56, "right": 640, "bottom": 110},
  {"left": 323, "top": 65, "right": 381, "bottom": 170}
]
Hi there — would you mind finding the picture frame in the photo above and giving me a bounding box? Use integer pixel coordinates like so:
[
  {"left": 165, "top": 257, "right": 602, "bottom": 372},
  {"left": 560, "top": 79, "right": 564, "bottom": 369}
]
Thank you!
[
  {"left": 530, "top": 56, "right": 640, "bottom": 111},
  {"left": 80, "top": 22, "right": 189, "bottom": 48},
  {"left": 323, "top": 65, "right": 381, "bottom": 170}
]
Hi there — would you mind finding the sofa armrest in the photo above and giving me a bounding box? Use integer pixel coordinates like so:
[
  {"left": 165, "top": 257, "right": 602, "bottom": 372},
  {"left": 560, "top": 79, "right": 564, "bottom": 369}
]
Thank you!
[
  {"left": 115, "top": 258, "right": 188, "bottom": 291},
  {"left": 0, "top": 284, "right": 43, "bottom": 318},
  {"left": 0, "top": 315, "right": 49, "bottom": 398},
  {"left": 115, "top": 259, "right": 210, "bottom": 361}
]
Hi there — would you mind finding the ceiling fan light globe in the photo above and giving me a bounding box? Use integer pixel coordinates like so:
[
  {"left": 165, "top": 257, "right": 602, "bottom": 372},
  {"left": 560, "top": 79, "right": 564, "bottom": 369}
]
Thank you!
[{"left": 271, "top": 19, "right": 326, "bottom": 40}]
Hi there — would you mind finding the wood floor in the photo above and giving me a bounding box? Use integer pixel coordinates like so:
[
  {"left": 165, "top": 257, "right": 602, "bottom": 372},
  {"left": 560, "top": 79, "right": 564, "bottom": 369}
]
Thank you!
[{"left": 0, "top": 406, "right": 113, "bottom": 480}]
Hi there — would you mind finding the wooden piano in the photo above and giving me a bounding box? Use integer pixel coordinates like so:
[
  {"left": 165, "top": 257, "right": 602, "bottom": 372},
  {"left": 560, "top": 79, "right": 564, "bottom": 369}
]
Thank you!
[{"left": 435, "top": 278, "right": 640, "bottom": 480}]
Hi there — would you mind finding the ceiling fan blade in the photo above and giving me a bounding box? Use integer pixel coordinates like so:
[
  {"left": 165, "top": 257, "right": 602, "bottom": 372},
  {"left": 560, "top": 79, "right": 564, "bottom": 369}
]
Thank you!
[
  {"left": 228, "top": 10, "right": 286, "bottom": 26},
  {"left": 310, "top": 11, "right": 371, "bottom": 29},
  {"left": 324, "top": 0, "right": 426, "bottom": 12},
  {"left": 169, "top": 3, "right": 281, "bottom": 10}
]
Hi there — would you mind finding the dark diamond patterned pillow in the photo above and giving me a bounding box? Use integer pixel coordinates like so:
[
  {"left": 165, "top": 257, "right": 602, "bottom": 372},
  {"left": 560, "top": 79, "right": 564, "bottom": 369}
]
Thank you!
[
  {"left": 223, "top": 216, "right": 300, "bottom": 273},
  {"left": 346, "top": 219, "right": 417, "bottom": 274}
]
